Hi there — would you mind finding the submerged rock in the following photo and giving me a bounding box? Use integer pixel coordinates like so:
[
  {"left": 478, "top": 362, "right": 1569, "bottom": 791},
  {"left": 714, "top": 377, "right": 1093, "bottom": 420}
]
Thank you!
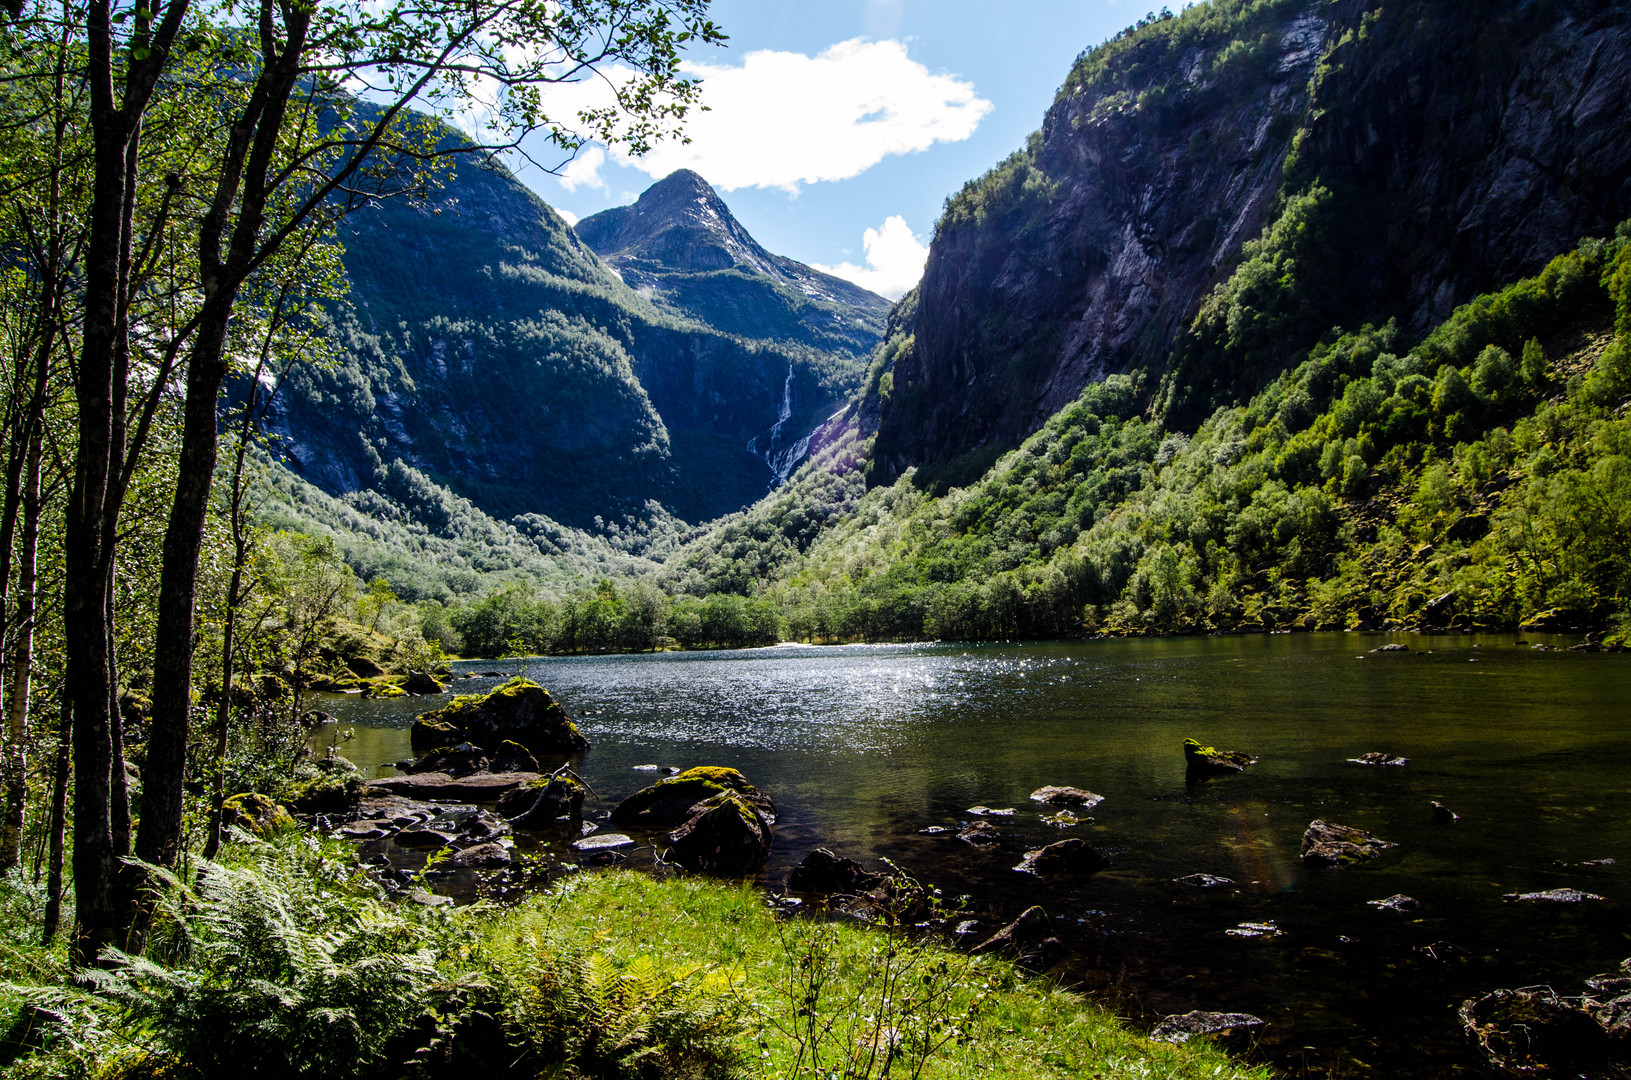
[
  {"left": 663, "top": 791, "right": 772, "bottom": 875},
  {"left": 1174, "top": 873, "right": 1235, "bottom": 889},
  {"left": 571, "top": 833, "right": 634, "bottom": 853},
  {"left": 1460, "top": 988, "right": 1615, "bottom": 1076},
  {"left": 1370, "top": 643, "right": 1410, "bottom": 653},
  {"left": 410, "top": 678, "right": 589, "bottom": 759},
  {"left": 1183, "top": 738, "right": 1257, "bottom": 778},
  {"left": 1348, "top": 751, "right": 1410, "bottom": 766},
  {"left": 611, "top": 766, "right": 775, "bottom": 829},
  {"left": 1368, "top": 894, "right": 1420, "bottom": 913},
  {"left": 966, "top": 805, "right": 1016, "bottom": 816},
  {"left": 957, "top": 820, "right": 1001, "bottom": 846},
  {"left": 788, "top": 848, "right": 889, "bottom": 896},
  {"left": 1151, "top": 1011, "right": 1266, "bottom": 1044},
  {"left": 447, "top": 842, "right": 511, "bottom": 868},
  {"left": 1301, "top": 820, "right": 1396, "bottom": 866},
  {"left": 1041, "top": 810, "right": 1081, "bottom": 828},
  {"left": 1432, "top": 800, "right": 1460, "bottom": 823},
  {"left": 1029, "top": 786, "right": 1104, "bottom": 809},
  {"left": 1225, "top": 921, "right": 1280, "bottom": 939},
  {"left": 917, "top": 824, "right": 955, "bottom": 836},
  {"left": 1502, "top": 888, "right": 1608, "bottom": 904},
  {"left": 1012, "top": 838, "right": 1110, "bottom": 877}
]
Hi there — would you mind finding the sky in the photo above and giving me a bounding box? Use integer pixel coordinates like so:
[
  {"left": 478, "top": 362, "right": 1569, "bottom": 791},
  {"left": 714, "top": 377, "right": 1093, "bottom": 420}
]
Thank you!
[{"left": 503, "top": 1, "right": 1149, "bottom": 301}]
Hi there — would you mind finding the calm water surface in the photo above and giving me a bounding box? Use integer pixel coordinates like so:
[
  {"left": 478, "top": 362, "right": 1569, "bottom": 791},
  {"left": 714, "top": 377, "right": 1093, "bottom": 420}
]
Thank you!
[{"left": 312, "top": 633, "right": 1631, "bottom": 1078}]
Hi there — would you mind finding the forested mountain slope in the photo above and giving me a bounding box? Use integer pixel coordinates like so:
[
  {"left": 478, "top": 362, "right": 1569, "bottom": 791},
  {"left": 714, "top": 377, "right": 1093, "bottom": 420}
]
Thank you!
[
  {"left": 673, "top": 229, "right": 1631, "bottom": 643},
  {"left": 266, "top": 148, "right": 882, "bottom": 529},
  {"left": 873, "top": 0, "right": 1631, "bottom": 483}
]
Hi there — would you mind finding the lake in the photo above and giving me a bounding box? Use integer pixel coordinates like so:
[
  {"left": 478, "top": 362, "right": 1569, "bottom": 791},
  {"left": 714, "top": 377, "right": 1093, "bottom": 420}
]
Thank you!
[{"left": 310, "top": 632, "right": 1631, "bottom": 1078}]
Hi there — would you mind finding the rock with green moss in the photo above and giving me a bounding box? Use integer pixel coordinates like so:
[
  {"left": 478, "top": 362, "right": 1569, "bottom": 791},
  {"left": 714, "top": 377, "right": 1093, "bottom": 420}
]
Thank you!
[
  {"left": 221, "top": 793, "right": 295, "bottom": 835},
  {"left": 663, "top": 791, "right": 771, "bottom": 875},
  {"left": 611, "top": 766, "right": 775, "bottom": 829},
  {"left": 507, "top": 770, "right": 587, "bottom": 829},
  {"left": 366, "top": 679, "right": 408, "bottom": 699},
  {"left": 277, "top": 762, "right": 365, "bottom": 813},
  {"left": 1183, "top": 738, "right": 1257, "bottom": 778},
  {"left": 409, "top": 678, "right": 588, "bottom": 758}
]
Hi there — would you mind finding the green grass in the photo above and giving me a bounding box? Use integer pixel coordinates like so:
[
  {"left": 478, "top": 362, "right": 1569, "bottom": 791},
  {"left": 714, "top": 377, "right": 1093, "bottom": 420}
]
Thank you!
[{"left": 476, "top": 871, "right": 1271, "bottom": 1080}]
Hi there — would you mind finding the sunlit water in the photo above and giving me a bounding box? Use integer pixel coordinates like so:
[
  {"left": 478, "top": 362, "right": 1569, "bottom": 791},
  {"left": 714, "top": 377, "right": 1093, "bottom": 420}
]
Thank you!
[{"left": 310, "top": 633, "right": 1631, "bottom": 1078}]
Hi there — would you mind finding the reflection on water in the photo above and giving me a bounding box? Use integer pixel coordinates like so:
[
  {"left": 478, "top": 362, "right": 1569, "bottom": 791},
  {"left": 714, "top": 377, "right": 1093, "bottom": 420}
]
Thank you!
[{"left": 310, "top": 633, "right": 1631, "bottom": 1078}]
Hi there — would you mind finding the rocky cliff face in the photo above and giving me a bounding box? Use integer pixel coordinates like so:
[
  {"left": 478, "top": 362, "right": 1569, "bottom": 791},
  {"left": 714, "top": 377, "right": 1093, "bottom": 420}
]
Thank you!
[
  {"left": 270, "top": 154, "right": 884, "bottom": 527},
  {"left": 874, "top": 0, "right": 1631, "bottom": 481}
]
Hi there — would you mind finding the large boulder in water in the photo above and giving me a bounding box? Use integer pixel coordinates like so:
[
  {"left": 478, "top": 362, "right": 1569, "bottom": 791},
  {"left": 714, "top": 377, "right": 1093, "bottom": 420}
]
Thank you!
[
  {"left": 410, "top": 678, "right": 588, "bottom": 759},
  {"left": 1183, "top": 738, "right": 1256, "bottom": 778},
  {"left": 1012, "top": 838, "right": 1110, "bottom": 877},
  {"left": 664, "top": 792, "right": 771, "bottom": 875},
  {"left": 610, "top": 766, "right": 775, "bottom": 829},
  {"left": 1301, "top": 820, "right": 1396, "bottom": 866}
]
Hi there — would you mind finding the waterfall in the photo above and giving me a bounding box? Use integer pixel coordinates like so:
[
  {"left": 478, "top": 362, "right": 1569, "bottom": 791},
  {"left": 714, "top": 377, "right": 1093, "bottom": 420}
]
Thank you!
[{"left": 747, "top": 364, "right": 811, "bottom": 488}]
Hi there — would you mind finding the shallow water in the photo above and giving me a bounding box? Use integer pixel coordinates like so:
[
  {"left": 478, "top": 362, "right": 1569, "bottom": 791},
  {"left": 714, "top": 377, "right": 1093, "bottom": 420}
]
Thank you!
[{"left": 310, "top": 632, "right": 1631, "bottom": 1078}]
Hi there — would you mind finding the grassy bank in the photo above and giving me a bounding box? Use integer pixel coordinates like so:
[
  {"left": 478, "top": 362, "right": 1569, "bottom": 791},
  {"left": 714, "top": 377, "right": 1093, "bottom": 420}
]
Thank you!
[{"left": 0, "top": 834, "right": 1268, "bottom": 1080}]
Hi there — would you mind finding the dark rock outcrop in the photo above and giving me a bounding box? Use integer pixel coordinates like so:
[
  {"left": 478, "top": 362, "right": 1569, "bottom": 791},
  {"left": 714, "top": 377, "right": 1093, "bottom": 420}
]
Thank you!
[
  {"left": 1301, "top": 820, "right": 1396, "bottom": 866},
  {"left": 490, "top": 740, "right": 540, "bottom": 774},
  {"left": 663, "top": 791, "right": 772, "bottom": 875},
  {"left": 610, "top": 766, "right": 775, "bottom": 829},
  {"left": 410, "top": 678, "right": 588, "bottom": 759},
  {"left": 787, "top": 848, "right": 889, "bottom": 897}
]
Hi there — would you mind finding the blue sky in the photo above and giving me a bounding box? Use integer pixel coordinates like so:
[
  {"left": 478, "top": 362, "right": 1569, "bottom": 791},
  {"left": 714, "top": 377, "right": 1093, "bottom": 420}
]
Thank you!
[{"left": 508, "top": 1, "right": 1149, "bottom": 300}]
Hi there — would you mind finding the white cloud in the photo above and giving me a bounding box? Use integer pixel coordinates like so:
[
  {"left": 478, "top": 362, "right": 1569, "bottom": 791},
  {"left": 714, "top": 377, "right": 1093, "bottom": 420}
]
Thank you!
[
  {"left": 553, "top": 206, "right": 579, "bottom": 227},
  {"left": 537, "top": 39, "right": 991, "bottom": 193},
  {"left": 557, "top": 146, "right": 608, "bottom": 193},
  {"left": 814, "top": 215, "right": 928, "bottom": 301}
]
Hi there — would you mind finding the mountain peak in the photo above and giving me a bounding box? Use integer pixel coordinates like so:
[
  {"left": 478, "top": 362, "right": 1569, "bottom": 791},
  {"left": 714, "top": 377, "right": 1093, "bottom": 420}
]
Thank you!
[{"left": 575, "top": 169, "right": 778, "bottom": 277}]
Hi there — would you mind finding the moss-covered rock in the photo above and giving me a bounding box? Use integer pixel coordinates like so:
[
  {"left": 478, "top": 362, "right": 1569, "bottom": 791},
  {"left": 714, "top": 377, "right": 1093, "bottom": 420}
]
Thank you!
[
  {"left": 221, "top": 793, "right": 295, "bottom": 835},
  {"left": 610, "top": 766, "right": 775, "bottom": 829},
  {"left": 409, "top": 678, "right": 588, "bottom": 759},
  {"left": 407, "top": 742, "right": 490, "bottom": 778},
  {"left": 506, "top": 771, "right": 587, "bottom": 828},
  {"left": 663, "top": 791, "right": 770, "bottom": 875},
  {"left": 277, "top": 769, "right": 364, "bottom": 814},
  {"left": 1183, "top": 738, "right": 1257, "bottom": 778}
]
